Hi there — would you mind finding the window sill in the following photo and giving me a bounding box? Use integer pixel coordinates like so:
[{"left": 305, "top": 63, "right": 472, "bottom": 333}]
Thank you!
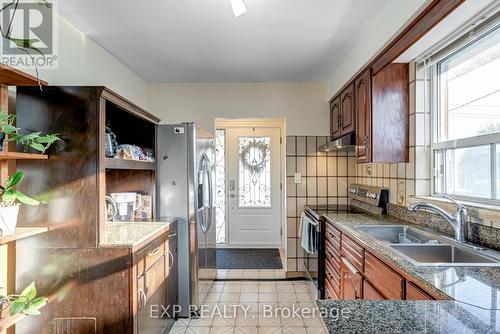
[{"left": 407, "top": 195, "right": 500, "bottom": 228}]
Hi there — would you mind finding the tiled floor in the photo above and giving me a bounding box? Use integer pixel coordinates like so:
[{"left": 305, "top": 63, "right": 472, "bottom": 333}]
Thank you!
[
  {"left": 171, "top": 270, "right": 326, "bottom": 334},
  {"left": 217, "top": 269, "right": 287, "bottom": 280}
]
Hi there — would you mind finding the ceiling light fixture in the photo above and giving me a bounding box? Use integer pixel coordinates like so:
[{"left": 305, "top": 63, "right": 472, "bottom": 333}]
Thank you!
[{"left": 230, "top": 0, "right": 247, "bottom": 18}]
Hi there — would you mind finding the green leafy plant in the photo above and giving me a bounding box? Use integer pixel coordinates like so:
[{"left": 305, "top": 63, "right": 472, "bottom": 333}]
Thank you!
[
  {"left": 0, "top": 170, "right": 39, "bottom": 206},
  {"left": 0, "top": 113, "right": 61, "bottom": 154},
  {"left": 0, "top": 282, "right": 48, "bottom": 316}
]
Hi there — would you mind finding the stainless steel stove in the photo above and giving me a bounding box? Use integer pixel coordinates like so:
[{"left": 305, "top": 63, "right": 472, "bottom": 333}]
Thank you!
[{"left": 302, "top": 184, "right": 389, "bottom": 298}]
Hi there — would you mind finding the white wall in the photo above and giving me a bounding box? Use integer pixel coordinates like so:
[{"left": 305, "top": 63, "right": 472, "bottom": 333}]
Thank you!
[
  {"left": 326, "top": 0, "right": 428, "bottom": 99},
  {"left": 35, "top": 14, "right": 149, "bottom": 109},
  {"left": 149, "top": 82, "right": 328, "bottom": 135}
]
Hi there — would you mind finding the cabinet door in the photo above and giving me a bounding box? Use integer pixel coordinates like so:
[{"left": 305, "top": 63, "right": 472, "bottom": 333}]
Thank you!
[
  {"left": 137, "top": 256, "right": 167, "bottom": 334},
  {"left": 340, "top": 84, "right": 355, "bottom": 135},
  {"left": 371, "top": 63, "right": 409, "bottom": 162},
  {"left": 355, "top": 69, "right": 372, "bottom": 163},
  {"left": 363, "top": 280, "right": 385, "bottom": 300},
  {"left": 406, "top": 282, "right": 434, "bottom": 300},
  {"left": 166, "top": 230, "right": 178, "bottom": 319},
  {"left": 340, "top": 258, "right": 362, "bottom": 300},
  {"left": 330, "top": 96, "right": 341, "bottom": 139}
]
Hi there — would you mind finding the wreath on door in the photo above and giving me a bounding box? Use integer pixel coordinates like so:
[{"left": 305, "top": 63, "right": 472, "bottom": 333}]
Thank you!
[{"left": 240, "top": 138, "right": 269, "bottom": 177}]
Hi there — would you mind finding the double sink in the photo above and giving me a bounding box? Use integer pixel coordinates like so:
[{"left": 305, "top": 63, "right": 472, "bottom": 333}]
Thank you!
[{"left": 356, "top": 225, "right": 500, "bottom": 267}]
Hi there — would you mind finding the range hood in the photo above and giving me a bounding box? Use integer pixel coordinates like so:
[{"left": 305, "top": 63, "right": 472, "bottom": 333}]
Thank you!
[{"left": 318, "top": 133, "right": 356, "bottom": 152}]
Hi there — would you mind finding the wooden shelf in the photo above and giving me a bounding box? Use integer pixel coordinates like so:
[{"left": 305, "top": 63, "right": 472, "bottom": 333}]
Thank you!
[
  {"left": 0, "top": 303, "right": 47, "bottom": 331},
  {"left": 0, "top": 151, "right": 48, "bottom": 160},
  {"left": 0, "top": 227, "right": 48, "bottom": 246},
  {"left": 0, "top": 64, "right": 48, "bottom": 87},
  {"left": 105, "top": 158, "right": 156, "bottom": 171}
]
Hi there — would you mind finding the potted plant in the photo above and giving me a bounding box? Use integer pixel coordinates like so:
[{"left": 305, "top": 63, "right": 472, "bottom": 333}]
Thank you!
[
  {"left": 0, "top": 170, "right": 39, "bottom": 236},
  {"left": 0, "top": 113, "right": 61, "bottom": 153},
  {"left": 0, "top": 282, "right": 47, "bottom": 318}
]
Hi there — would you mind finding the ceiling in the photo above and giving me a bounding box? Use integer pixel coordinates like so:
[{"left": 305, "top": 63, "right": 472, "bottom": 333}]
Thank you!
[{"left": 58, "top": 0, "right": 385, "bottom": 82}]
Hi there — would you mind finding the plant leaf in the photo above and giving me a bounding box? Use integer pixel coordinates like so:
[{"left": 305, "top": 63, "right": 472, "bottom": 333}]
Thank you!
[
  {"left": 16, "top": 132, "right": 41, "bottom": 142},
  {"left": 2, "top": 189, "right": 16, "bottom": 204},
  {"left": 29, "top": 142, "right": 46, "bottom": 153},
  {"left": 8, "top": 38, "right": 43, "bottom": 55},
  {"left": 5, "top": 170, "right": 24, "bottom": 189},
  {"left": 35, "top": 134, "right": 61, "bottom": 144},
  {"left": 15, "top": 191, "right": 40, "bottom": 206},
  {"left": 8, "top": 300, "right": 26, "bottom": 316},
  {"left": 21, "top": 282, "right": 37, "bottom": 301},
  {"left": 29, "top": 297, "right": 47, "bottom": 310}
]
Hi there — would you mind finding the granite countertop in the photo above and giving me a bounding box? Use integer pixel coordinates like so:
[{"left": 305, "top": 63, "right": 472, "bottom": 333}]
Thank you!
[
  {"left": 316, "top": 300, "right": 500, "bottom": 333},
  {"left": 323, "top": 212, "right": 500, "bottom": 309},
  {"left": 100, "top": 217, "right": 177, "bottom": 248}
]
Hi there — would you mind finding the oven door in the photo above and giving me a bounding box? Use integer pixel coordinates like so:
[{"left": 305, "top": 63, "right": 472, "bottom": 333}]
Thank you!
[{"left": 303, "top": 210, "right": 325, "bottom": 299}]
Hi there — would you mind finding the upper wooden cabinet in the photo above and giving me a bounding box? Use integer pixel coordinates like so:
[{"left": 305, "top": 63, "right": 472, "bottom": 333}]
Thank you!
[
  {"left": 355, "top": 69, "right": 372, "bottom": 163},
  {"left": 340, "top": 84, "right": 355, "bottom": 134},
  {"left": 330, "top": 96, "right": 341, "bottom": 138},
  {"left": 371, "top": 63, "right": 409, "bottom": 163},
  {"left": 330, "top": 83, "right": 355, "bottom": 139},
  {"left": 353, "top": 63, "right": 409, "bottom": 163}
]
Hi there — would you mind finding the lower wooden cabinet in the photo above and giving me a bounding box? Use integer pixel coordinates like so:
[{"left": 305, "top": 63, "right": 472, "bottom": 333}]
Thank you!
[
  {"left": 363, "top": 280, "right": 385, "bottom": 300},
  {"left": 364, "top": 252, "right": 404, "bottom": 300},
  {"left": 406, "top": 282, "right": 434, "bottom": 300},
  {"left": 340, "top": 257, "right": 363, "bottom": 300}
]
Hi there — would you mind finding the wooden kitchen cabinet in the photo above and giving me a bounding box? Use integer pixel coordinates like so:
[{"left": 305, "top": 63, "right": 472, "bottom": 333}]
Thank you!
[
  {"left": 406, "top": 282, "right": 434, "bottom": 300},
  {"left": 330, "top": 96, "right": 341, "bottom": 139},
  {"left": 340, "top": 83, "right": 355, "bottom": 135},
  {"left": 364, "top": 252, "right": 404, "bottom": 300},
  {"left": 355, "top": 68, "right": 372, "bottom": 163},
  {"left": 370, "top": 63, "right": 409, "bottom": 163},
  {"left": 340, "top": 257, "right": 362, "bottom": 300},
  {"left": 330, "top": 84, "right": 355, "bottom": 139},
  {"left": 363, "top": 280, "right": 385, "bottom": 300}
]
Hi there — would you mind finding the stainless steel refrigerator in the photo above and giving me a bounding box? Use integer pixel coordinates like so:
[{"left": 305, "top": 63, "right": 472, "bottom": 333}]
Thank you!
[{"left": 157, "top": 123, "right": 217, "bottom": 318}]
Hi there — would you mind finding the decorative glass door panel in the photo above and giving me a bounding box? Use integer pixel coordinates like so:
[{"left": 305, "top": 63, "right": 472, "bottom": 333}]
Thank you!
[{"left": 238, "top": 136, "right": 271, "bottom": 208}]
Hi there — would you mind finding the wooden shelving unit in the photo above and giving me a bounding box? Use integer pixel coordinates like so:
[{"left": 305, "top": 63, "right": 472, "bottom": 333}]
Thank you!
[
  {"left": 0, "top": 64, "right": 47, "bottom": 87},
  {"left": 105, "top": 157, "right": 156, "bottom": 171},
  {"left": 0, "top": 152, "right": 48, "bottom": 160},
  {"left": 0, "top": 227, "right": 48, "bottom": 246},
  {"left": 0, "top": 64, "right": 48, "bottom": 334}
]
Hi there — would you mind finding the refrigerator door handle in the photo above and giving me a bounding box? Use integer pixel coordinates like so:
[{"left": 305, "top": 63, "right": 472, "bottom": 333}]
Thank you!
[{"left": 206, "top": 160, "right": 214, "bottom": 232}]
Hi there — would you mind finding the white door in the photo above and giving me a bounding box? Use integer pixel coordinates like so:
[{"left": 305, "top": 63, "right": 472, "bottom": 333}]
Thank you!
[{"left": 226, "top": 127, "right": 281, "bottom": 247}]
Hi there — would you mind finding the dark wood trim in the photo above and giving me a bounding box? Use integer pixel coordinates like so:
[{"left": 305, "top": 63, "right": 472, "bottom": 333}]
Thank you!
[
  {"left": 372, "top": 0, "right": 465, "bottom": 74},
  {"left": 0, "top": 64, "right": 48, "bottom": 86},
  {"left": 101, "top": 88, "right": 161, "bottom": 124},
  {"left": 105, "top": 158, "right": 157, "bottom": 171},
  {"left": 329, "top": 0, "right": 465, "bottom": 103}
]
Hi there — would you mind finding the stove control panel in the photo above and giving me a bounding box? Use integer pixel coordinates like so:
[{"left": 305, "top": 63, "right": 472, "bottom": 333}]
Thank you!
[{"left": 348, "top": 184, "right": 389, "bottom": 213}]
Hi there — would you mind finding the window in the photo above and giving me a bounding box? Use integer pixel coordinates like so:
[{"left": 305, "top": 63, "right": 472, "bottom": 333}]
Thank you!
[
  {"left": 432, "top": 24, "right": 500, "bottom": 203},
  {"left": 238, "top": 136, "right": 271, "bottom": 207},
  {"left": 215, "top": 129, "right": 227, "bottom": 244}
]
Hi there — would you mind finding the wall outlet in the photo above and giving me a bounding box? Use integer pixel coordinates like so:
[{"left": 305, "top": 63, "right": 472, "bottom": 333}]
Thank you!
[{"left": 294, "top": 173, "right": 302, "bottom": 184}]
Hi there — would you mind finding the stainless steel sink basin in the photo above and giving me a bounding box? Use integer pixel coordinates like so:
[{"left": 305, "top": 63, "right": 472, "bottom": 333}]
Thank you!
[
  {"left": 356, "top": 225, "right": 439, "bottom": 244},
  {"left": 390, "top": 244, "right": 500, "bottom": 267}
]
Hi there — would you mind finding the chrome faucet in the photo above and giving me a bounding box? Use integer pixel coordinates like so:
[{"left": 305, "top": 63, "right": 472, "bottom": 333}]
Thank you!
[{"left": 408, "top": 195, "right": 468, "bottom": 243}]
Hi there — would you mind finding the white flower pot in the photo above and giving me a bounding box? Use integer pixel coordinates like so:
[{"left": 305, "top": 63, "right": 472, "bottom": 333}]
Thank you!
[{"left": 0, "top": 205, "right": 20, "bottom": 236}]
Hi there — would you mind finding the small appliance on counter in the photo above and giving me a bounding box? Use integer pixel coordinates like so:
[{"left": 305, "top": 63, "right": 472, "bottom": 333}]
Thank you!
[{"left": 302, "top": 184, "right": 389, "bottom": 299}]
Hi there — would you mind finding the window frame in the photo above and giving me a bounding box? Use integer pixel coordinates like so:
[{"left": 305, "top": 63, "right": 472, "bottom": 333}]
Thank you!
[{"left": 430, "top": 25, "right": 500, "bottom": 205}]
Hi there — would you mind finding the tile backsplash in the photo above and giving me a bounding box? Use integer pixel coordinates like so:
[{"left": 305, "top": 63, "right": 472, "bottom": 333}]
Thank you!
[{"left": 285, "top": 136, "right": 356, "bottom": 272}]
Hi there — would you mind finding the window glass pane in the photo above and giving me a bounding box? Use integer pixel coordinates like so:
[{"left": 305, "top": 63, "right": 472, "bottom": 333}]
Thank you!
[
  {"left": 215, "top": 129, "right": 226, "bottom": 244},
  {"left": 239, "top": 136, "right": 271, "bottom": 207},
  {"left": 438, "top": 27, "right": 500, "bottom": 141},
  {"left": 434, "top": 150, "right": 445, "bottom": 194},
  {"left": 445, "top": 146, "right": 491, "bottom": 198}
]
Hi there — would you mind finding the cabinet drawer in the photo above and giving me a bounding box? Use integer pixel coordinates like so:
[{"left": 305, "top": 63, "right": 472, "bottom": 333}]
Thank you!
[
  {"left": 363, "top": 280, "right": 385, "bottom": 300},
  {"left": 326, "top": 223, "right": 341, "bottom": 251},
  {"left": 325, "top": 239, "right": 341, "bottom": 272},
  {"left": 325, "top": 281, "right": 340, "bottom": 300},
  {"left": 325, "top": 260, "right": 341, "bottom": 296},
  {"left": 137, "top": 238, "right": 165, "bottom": 272},
  {"left": 341, "top": 235, "right": 364, "bottom": 272},
  {"left": 406, "top": 282, "right": 434, "bottom": 300},
  {"left": 364, "top": 252, "right": 403, "bottom": 300}
]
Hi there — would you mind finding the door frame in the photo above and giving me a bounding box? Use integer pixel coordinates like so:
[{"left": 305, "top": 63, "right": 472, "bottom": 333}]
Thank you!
[{"left": 214, "top": 118, "right": 286, "bottom": 250}]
